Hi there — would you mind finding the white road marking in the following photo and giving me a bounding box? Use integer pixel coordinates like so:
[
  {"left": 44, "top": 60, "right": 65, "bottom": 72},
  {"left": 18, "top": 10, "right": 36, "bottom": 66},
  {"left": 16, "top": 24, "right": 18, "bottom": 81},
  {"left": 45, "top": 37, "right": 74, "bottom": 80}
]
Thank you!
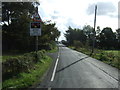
[
  {"left": 50, "top": 54, "right": 59, "bottom": 81},
  {"left": 48, "top": 87, "right": 51, "bottom": 90}
]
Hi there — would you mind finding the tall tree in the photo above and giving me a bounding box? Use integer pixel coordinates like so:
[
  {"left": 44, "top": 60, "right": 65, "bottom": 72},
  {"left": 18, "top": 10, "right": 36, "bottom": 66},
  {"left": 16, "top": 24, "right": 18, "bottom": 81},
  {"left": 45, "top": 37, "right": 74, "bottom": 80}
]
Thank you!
[
  {"left": 83, "top": 25, "right": 94, "bottom": 46},
  {"left": 65, "top": 26, "right": 87, "bottom": 46},
  {"left": 2, "top": 2, "right": 38, "bottom": 51},
  {"left": 116, "top": 28, "right": 120, "bottom": 49},
  {"left": 99, "top": 27, "right": 117, "bottom": 49},
  {"left": 38, "top": 21, "right": 60, "bottom": 50}
]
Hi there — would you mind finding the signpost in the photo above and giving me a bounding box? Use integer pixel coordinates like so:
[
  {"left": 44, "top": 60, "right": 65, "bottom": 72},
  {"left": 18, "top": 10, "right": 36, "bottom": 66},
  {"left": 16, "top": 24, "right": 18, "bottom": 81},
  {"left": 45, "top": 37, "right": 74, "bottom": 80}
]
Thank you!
[
  {"left": 30, "top": 22, "right": 41, "bottom": 36},
  {"left": 30, "top": 7, "right": 42, "bottom": 54}
]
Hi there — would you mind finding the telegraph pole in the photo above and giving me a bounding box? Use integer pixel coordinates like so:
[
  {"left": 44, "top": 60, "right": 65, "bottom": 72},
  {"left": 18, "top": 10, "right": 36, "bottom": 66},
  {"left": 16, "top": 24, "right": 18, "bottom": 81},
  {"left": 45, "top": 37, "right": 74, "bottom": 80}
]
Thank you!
[{"left": 91, "top": 5, "right": 97, "bottom": 55}]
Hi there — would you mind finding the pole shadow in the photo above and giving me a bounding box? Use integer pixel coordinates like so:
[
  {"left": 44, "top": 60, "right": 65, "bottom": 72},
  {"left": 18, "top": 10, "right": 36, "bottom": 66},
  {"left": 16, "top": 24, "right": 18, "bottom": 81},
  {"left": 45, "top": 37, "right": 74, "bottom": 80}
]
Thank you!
[{"left": 56, "top": 56, "right": 89, "bottom": 73}]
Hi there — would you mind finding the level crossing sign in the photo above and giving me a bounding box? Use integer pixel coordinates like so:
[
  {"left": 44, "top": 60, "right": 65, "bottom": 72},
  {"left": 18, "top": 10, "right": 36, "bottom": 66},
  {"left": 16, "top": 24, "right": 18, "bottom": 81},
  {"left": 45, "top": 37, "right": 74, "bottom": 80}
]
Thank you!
[
  {"left": 30, "top": 22, "right": 41, "bottom": 36},
  {"left": 32, "top": 13, "right": 42, "bottom": 22},
  {"left": 30, "top": 13, "right": 42, "bottom": 36}
]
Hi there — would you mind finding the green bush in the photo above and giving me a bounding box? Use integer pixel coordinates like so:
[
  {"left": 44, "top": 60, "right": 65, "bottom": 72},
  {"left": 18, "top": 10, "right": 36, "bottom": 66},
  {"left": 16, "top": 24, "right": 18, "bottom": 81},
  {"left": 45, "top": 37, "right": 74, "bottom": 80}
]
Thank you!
[
  {"left": 2, "top": 50, "right": 46, "bottom": 81},
  {"left": 2, "top": 55, "right": 52, "bottom": 89},
  {"left": 73, "top": 40, "right": 83, "bottom": 48},
  {"left": 99, "top": 52, "right": 108, "bottom": 61}
]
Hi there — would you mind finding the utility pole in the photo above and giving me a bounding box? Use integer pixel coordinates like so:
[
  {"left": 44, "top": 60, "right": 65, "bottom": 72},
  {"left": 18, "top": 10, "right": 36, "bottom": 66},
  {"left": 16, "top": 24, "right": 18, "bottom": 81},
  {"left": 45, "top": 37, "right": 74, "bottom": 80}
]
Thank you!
[{"left": 91, "top": 5, "right": 97, "bottom": 55}]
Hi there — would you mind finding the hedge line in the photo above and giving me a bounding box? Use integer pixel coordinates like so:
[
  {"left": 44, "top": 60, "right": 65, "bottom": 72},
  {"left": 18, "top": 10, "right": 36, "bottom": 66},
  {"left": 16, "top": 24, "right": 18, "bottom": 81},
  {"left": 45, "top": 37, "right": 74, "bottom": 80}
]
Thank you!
[{"left": 2, "top": 50, "right": 46, "bottom": 81}]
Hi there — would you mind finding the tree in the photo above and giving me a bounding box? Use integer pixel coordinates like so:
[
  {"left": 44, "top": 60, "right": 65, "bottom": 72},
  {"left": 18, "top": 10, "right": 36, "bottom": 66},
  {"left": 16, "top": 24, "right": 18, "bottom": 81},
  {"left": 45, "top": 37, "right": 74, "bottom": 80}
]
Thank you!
[
  {"left": 83, "top": 25, "right": 94, "bottom": 46},
  {"left": 2, "top": 2, "right": 38, "bottom": 51},
  {"left": 38, "top": 21, "right": 60, "bottom": 50},
  {"left": 95, "top": 26, "right": 101, "bottom": 48},
  {"left": 64, "top": 26, "right": 87, "bottom": 46},
  {"left": 99, "top": 27, "right": 117, "bottom": 49},
  {"left": 2, "top": 2, "right": 60, "bottom": 51},
  {"left": 64, "top": 26, "right": 74, "bottom": 45},
  {"left": 116, "top": 28, "right": 120, "bottom": 49},
  {"left": 96, "top": 26, "right": 101, "bottom": 36}
]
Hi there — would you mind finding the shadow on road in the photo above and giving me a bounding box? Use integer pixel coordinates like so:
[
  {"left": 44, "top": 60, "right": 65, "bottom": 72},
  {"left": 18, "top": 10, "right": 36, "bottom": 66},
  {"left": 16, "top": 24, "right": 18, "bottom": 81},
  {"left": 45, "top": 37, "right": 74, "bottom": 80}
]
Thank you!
[{"left": 56, "top": 56, "right": 89, "bottom": 73}]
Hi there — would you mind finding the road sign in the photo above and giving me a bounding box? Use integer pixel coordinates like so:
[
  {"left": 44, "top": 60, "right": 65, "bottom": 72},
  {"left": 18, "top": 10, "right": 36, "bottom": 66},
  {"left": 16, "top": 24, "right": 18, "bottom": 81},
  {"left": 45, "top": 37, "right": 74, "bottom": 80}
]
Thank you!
[
  {"left": 30, "top": 22, "right": 41, "bottom": 36},
  {"left": 33, "top": 13, "right": 42, "bottom": 22}
]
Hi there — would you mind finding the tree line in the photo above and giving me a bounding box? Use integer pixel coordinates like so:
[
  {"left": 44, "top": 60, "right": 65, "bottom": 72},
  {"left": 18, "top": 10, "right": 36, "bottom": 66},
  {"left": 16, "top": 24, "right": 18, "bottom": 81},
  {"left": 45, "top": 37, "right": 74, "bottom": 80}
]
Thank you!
[
  {"left": 63, "top": 25, "right": 120, "bottom": 50},
  {"left": 2, "top": 2, "right": 60, "bottom": 52}
]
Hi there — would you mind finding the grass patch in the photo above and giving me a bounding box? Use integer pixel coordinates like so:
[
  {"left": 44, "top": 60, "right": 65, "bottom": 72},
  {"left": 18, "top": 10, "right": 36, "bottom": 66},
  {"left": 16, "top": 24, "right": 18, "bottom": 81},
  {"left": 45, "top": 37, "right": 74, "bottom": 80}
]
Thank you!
[
  {"left": 0, "top": 56, "right": 2, "bottom": 62},
  {"left": 100, "top": 50, "right": 120, "bottom": 69},
  {"left": 47, "top": 46, "right": 58, "bottom": 53},
  {"left": 104, "top": 50, "right": 119, "bottom": 55},
  {"left": 2, "top": 55, "right": 22, "bottom": 62},
  {"left": 68, "top": 46, "right": 76, "bottom": 50},
  {"left": 69, "top": 46, "right": 120, "bottom": 69},
  {"left": 2, "top": 55, "right": 52, "bottom": 89},
  {"left": 2, "top": 50, "right": 29, "bottom": 62}
]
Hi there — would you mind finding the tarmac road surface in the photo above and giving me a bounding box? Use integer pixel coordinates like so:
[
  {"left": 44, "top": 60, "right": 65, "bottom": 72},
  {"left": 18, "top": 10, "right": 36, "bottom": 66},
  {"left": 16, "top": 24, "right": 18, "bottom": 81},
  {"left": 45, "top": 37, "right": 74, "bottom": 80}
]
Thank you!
[{"left": 37, "top": 44, "right": 119, "bottom": 88}]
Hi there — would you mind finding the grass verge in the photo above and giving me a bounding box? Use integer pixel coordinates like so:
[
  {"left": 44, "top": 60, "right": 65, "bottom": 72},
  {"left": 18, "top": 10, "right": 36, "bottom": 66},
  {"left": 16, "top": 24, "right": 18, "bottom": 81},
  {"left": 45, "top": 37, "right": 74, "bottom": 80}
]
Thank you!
[
  {"left": 47, "top": 46, "right": 58, "bottom": 53},
  {"left": 2, "top": 55, "right": 22, "bottom": 62},
  {"left": 69, "top": 46, "right": 120, "bottom": 69},
  {"left": 2, "top": 55, "right": 52, "bottom": 89}
]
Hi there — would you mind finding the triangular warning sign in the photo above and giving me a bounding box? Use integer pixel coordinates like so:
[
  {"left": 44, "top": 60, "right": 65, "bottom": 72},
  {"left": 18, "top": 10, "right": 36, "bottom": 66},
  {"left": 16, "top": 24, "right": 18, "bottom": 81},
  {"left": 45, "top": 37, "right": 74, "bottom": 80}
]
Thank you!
[{"left": 33, "top": 13, "right": 42, "bottom": 22}]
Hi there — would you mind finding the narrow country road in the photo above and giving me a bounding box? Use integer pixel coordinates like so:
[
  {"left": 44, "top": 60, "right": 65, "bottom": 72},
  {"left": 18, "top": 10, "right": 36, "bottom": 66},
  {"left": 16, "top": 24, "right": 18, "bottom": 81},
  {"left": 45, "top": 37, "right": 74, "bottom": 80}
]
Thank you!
[{"left": 37, "top": 44, "right": 119, "bottom": 88}]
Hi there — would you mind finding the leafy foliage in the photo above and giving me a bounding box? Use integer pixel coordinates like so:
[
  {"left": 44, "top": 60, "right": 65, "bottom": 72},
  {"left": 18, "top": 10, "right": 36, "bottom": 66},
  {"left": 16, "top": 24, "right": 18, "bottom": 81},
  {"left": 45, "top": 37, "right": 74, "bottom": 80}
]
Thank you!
[
  {"left": 2, "top": 50, "right": 46, "bottom": 81},
  {"left": 2, "top": 55, "right": 52, "bottom": 89},
  {"left": 2, "top": 2, "right": 60, "bottom": 52},
  {"left": 65, "top": 26, "right": 87, "bottom": 46},
  {"left": 64, "top": 25, "right": 119, "bottom": 50},
  {"left": 96, "top": 27, "right": 118, "bottom": 49}
]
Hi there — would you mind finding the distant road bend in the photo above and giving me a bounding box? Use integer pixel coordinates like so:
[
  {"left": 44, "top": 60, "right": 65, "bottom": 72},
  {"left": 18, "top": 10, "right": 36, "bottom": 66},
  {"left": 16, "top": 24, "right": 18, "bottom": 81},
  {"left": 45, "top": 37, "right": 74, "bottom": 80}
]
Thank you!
[{"left": 37, "top": 44, "right": 119, "bottom": 88}]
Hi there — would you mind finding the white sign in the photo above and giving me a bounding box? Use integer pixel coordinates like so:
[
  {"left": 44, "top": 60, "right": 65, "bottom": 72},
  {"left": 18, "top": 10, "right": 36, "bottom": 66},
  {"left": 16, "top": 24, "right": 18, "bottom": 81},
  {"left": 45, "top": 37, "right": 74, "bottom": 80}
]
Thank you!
[{"left": 30, "top": 22, "right": 41, "bottom": 36}]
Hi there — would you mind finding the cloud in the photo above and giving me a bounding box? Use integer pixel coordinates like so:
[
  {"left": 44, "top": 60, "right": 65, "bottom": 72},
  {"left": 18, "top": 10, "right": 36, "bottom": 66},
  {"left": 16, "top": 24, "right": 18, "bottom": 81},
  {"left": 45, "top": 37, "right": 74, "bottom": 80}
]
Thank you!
[
  {"left": 65, "top": 18, "right": 80, "bottom": 29},
  {"left": 50, "top": 11, "right": 60, "bottom": 19},
  {"left": 108, "top": 14, "right": 118, "bottom": 18},
  {"left": 51, "top": 15, "right": 59, "bottom": 19},
  {"left": 39, "top": 0, "right": 118, "bottom": 41},
  {"left": 87, "top": 2, "right": 116, "bottom": 16},
  {"left": 54, "top": 10, "right": 59, "bottom": 14}
]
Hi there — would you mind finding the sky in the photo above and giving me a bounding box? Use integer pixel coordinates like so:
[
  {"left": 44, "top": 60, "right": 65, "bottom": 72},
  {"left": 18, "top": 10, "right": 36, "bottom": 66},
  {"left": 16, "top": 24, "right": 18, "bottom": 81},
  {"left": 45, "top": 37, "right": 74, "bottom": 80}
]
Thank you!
[{"left": 38, "top": 0, "right": 119, "bottom": 41}]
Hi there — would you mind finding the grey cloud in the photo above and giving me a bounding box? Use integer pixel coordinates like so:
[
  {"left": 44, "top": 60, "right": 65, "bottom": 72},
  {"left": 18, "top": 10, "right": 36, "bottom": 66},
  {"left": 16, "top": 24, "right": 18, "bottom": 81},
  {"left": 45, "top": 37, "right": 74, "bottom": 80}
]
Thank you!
[
  {"left": 108, "top": 14, "right": 118, "bottom": 18},
  {"left": 54, "top": 10, "right": 59, "bottom": 14},
  {"left": 87, "top": 2, "right": 116, "bottom": 16},
  {"left": 51, "top": 15, "right": 59, "bottom": 19},
  {"left": 51, "top": 11, "right": 60, "bottom": 19},
  {"left": 65, "top": 18, "right": 80, "bottom": 28}
]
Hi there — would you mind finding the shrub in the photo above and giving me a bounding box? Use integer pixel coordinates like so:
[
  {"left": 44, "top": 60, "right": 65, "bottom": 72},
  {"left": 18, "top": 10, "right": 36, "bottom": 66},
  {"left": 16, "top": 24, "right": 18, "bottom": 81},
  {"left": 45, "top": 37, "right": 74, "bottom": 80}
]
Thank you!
[
  {"left": 2, "top": 50, "right": 46, "bottom": 81},
  {"left": 99, "top": 52, "right": 108, "bottom": 61},
  {"left": 73, "top": 40, "right": 83, "bottom": 48}
]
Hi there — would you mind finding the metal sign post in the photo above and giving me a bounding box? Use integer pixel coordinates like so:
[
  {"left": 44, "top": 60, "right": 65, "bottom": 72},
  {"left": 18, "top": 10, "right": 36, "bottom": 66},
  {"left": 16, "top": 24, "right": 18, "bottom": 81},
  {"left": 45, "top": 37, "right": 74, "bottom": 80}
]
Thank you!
[
  {"left": 30, "top": 22, "right": 41, "bottom": 60},
  {"left": 36, "top": 36, "right": 38, "bottom": 52},
  {"left": 30, "top": 6, "right": 42, "bottom": 61}
]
